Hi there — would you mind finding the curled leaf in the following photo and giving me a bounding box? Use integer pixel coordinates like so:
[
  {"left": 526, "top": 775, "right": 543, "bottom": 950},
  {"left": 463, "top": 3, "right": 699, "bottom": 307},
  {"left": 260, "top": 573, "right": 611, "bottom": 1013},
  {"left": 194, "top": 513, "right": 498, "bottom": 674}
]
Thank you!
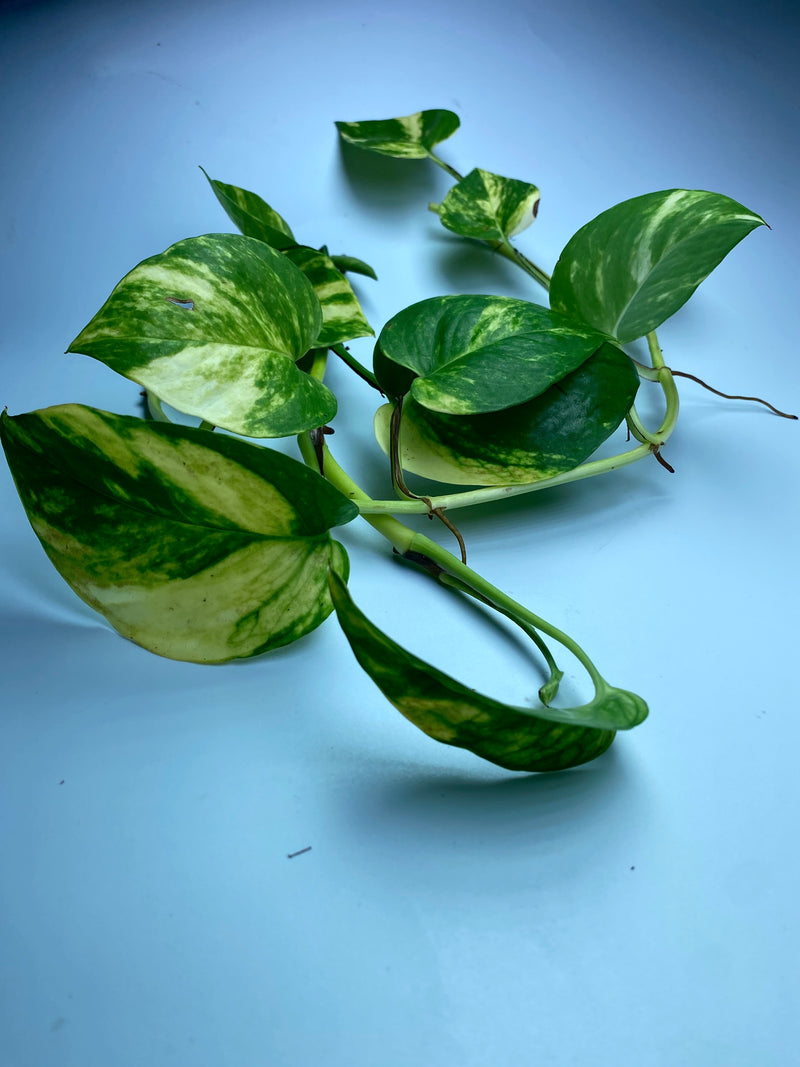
[
  {"left": 285, "top": 247, "right": 374, "bottom": 345},
  {"left": 438, "top": 168, "right": 540, "bottom": 242},
  {"left": 550, "top": 189, "right": 766, "bottom": 343},
  {"left": 68, "top": 234, "right": 335, "bottom": 438},
  {"left": 373, "top": 294, "right": 612, "bottom": 414},
  {"left": 374, "top": 342, "right": 639, "bottom": 485},
  {"left": 1, "top": 406, "right": 358, "bottom": 663},
  {"left": 335, "top": 110, "right": 460, "bottom": 159},
  {"left": 329, "top": 254, "right": 378, "bottom": 281},
  {"left": 329, "top": 572, "right": 647, "bottom": 773}
]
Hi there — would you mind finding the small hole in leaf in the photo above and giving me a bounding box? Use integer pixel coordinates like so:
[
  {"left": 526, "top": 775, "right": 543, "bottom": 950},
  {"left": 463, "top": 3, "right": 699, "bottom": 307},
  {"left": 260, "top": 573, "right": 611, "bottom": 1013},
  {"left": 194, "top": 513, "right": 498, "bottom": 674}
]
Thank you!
[{"left": 166, "top": 297, "right": 194, "bottom": 310}]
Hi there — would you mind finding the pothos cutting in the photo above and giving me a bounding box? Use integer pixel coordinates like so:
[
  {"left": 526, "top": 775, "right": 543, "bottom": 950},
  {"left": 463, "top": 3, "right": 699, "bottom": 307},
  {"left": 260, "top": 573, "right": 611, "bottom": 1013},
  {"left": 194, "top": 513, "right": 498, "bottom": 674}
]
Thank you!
[{"left": 2, "top": 110, "right": 794, "bottom": 772}]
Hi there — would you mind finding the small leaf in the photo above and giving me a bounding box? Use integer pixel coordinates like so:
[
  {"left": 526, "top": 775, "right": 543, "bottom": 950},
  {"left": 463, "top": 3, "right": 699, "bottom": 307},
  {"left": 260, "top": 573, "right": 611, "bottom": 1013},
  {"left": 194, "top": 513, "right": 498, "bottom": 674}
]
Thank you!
[
  {"left": 201, "top": 168, "right": 297, "bottom": 250},
  {"left": 68, "top": 233, "right": 335, "bottom": 438},
  {"left": 438, "top": 168, "right": 540, "bottom": 242},
  {"left": 329, "top": 572, "right": 647, "bottom": 773},
  {"left": 550, "top": 189, "right": 766, "bottom": 343},
  {"left": 373, "top": 294, "right": 612, "bottom": 414},
  {"left": 335, "top": 110, "right": 460, "bottom": 159},
  {"left": 0, "top": 405, "right": 358, "bottom": 663},
  {"left": 329, "top": 254, "right": 378, "bottom": 281},
  {"left": 285, "top": 246, "right": 374, "bottom": 345},
  {"left": 374, "top": 342, "right": 639, "bottom": 485}
]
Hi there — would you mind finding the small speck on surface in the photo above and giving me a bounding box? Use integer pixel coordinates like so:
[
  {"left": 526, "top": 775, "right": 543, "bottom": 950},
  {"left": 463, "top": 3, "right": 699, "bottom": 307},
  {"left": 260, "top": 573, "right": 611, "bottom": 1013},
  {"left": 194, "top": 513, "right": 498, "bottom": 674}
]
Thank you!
[{"left": 287, "top": 846, "right": 312, "bottom": 859}]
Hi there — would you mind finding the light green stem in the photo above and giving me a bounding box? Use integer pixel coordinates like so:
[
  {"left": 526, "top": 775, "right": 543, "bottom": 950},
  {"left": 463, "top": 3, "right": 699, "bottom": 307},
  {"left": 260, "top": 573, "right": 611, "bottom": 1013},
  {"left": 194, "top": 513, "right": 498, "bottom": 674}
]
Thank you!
[
  {"left": 428, "top": 151, "right": 463, "bottom": 181},
  {"left": 297, "top": 431, "right": 603, "bottom": 689},
  {"left": 330, "top": 342, "right": 381, "bottom": 391},
  {"left": 495, "top": 238, "right": 552, "bottom": 291},
  {"left": 408, "top": 528, "right": 605, "bottom": 687},
  {"left": 426, "top": 158, "right": 551, "bottom": 294},
  {"left": 356, "top": 440, "right": 655, "bottom": 514}
]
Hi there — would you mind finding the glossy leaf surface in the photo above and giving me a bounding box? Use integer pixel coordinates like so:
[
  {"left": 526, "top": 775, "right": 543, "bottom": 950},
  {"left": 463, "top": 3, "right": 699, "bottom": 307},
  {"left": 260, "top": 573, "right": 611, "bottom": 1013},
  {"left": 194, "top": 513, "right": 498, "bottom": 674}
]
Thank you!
[
  {"left": 285, "top": 247, "right": 374, "bottom": 345},
  {"left": 375, "top": 342, "right": 639, "bottom": 485},
  {"left": 550, "top": 189, "right": 766, "bottom": 343},
  {"left": 335, "top": 109, "right": 460, "bottom": 159},
  {"left": 0, "top": 406, "right": 358, "bottom": 663},
  {"left": 69, "top": 234, "right": 335, "bottom": 438},
  {"left": 438, "top": 168, "right": 540, "bottom": 242},
  {"left": 201, "top": 169, "right": 297, "bottom": 250},
  {"left": 373, "top": 295, "right": 611, "bottom": 414},
  {"left": 329, "top": 573, "right": 647, "bottom": 772}
]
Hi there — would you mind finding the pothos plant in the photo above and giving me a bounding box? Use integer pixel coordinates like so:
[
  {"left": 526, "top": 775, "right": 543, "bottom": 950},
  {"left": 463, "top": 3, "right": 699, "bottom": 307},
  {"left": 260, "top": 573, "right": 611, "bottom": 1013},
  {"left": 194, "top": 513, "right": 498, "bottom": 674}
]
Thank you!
[{"left": 2, "top": 109, "right": 794, "bottom": 773}]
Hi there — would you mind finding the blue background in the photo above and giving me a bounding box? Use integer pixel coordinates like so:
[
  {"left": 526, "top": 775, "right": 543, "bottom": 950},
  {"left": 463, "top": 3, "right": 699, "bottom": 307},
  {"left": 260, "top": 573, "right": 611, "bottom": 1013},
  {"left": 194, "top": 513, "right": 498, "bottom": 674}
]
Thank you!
[{"left": 1, "top": 1, "right": 798, "bottom": 1064}]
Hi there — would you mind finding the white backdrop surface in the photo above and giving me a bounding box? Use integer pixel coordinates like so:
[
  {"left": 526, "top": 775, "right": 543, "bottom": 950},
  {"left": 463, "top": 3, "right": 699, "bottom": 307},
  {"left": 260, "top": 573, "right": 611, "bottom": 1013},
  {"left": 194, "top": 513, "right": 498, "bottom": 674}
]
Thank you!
[{"left": 1, "top": 1, "right": 798, "bottom": 1065}]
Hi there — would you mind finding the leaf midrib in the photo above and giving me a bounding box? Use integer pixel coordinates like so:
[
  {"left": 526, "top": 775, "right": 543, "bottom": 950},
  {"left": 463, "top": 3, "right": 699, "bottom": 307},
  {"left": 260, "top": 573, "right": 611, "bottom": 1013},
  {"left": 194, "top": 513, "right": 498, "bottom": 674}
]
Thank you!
[
  {"left": 70, "top": 335, "right": 297, "bottom": 357},
  {"left": 608, "top": 215, "right": 759, "bottom": 339}
]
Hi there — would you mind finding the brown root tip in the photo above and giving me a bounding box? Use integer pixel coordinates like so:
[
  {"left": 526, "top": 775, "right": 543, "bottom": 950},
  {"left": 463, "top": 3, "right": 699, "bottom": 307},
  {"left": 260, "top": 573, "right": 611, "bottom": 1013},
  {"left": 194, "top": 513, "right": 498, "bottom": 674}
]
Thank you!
[{"left": 653, "top": 449, "right": 675, "bottom": 473}]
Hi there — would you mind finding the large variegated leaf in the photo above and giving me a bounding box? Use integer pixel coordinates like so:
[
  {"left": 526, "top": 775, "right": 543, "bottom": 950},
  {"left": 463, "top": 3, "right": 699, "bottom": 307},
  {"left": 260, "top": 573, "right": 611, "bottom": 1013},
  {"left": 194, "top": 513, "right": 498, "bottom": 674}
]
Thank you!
[
  {"left": 68, "top": 234, "right": 335, "bottom": 438},
  {"left": 201, "top": 169, "right": 297, "bottom": 250},
  {"left": 438, "top": 168, "right": 540, "bottom": 242},
  {"left": 374, "top": 342, "right": 639, "bottom": 485},
  {"left": 335, "top": 109, "right": 460, "bottom": 159},
  {"left": 549, "top": 189, "right": 766, "bottom": 343},
  {"left": 0, "top": 405, "right": 358, "bottom": 663},
  {"left": 329, "top": 572, "right": 647, "bottom": 772},
  {"left": 285, "top": 246, "right": 374, "bottom": 345},
  {"left": 373, "top": 294, "right": 611, "bottom": 414}
]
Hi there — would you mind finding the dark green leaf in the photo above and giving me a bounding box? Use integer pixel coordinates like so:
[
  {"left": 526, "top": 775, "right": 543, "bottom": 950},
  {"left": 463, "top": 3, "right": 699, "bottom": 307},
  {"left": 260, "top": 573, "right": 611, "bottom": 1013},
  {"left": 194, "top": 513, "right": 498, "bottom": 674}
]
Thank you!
[
  {"left": 335, "top": 110, "right": 460, "bottom": 159},
  {"left": 329, "top": 572, "right": 647, "bottom": 772},
  {"left": 329, "top": 254, "right": 378, "bottom": 281},
  {"left": 373, "top": 294, "right": 612, "bottom": 414},
  {"left": 0, "top": 405, "right": 358, "bottom": 663},
  {"left": 550, "top": 189, "right": 766, "bottom": 343},
  {"left": 285, "top": 246, "right": 374, "bottom": 345},
  {"left": 68, "top": 233, "right": 335, "bottom": 438},
  {"left": 438, "top": 168, "right": 540, "bottom": 242},
  {"left": 201, "top": 168, "right": 297, "bottom": 250},
  {"left": 375, "top": 342, "right": 639, "bottom": 485}
]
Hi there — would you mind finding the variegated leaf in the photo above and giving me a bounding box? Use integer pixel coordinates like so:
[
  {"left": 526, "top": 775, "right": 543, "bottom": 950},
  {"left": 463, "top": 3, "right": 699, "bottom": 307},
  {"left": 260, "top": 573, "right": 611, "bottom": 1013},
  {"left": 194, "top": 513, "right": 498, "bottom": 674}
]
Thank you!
[
  {"left": 329, "top": 572, "right": 647, "bottom": 772},
  {"left": 373, "top": 294, "right": 611, "bottom": 415},
  {"left": 285, "top": 246, "right": 374, "bottom": 345},
  {"left": 0, "top": 405, "right": 358, "bottom": 663},
  {"left": 201, "top": 168, "right": 297, "bottom": 250},
  {"left": 374, "top": 342, "right": 639, "bottom": 485},
  {"left": 68, "top": 233, "right": 335, "bottom": 438},
  {"left": 549, "top": 189, "right": 766, "bottom": 343},
  {"left": 438, "top": 168, "right": 540, "bottom": 242},
  {"left": 335, "top": 109, "right": 460, "bottom": 159}
]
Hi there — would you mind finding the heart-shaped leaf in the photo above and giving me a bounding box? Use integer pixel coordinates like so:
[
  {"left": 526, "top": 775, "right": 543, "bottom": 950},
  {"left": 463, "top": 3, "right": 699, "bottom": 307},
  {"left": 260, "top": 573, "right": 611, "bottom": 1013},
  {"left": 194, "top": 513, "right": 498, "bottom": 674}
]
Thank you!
[
  {"left": 201, "top": 169, "right": 297, "bottom": 250},
  {"left": 285, "top": 246, "right": 374, "bottom": 345},
  {"left": 329, "top": 572, "right": 647, "bottom": 772},
  {"left": 335, "top": 110, "right": 460, "bottom": 159},
  {"left": 375, "top": 342, "right": 639, "bottom": 485},
  {"left": 0, "top": 405, "right": 358, "bottom": 663},
  {"left": 438, "top": 168, "right": 540, "bottom": 242},
  {"left": 68, "top": 233, "right": 335, "bottom": 438},
  {"left": 373, "top": 295, "right": 612, "bottom": 414},
  {"left": 549, "top": 189, "right": 766, "bottom": 343}
]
